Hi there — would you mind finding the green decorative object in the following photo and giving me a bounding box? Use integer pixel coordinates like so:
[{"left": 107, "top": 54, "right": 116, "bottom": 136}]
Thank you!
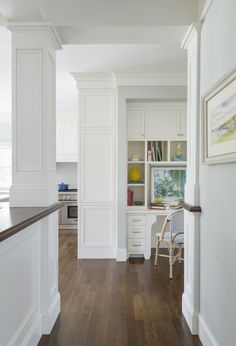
[
  {"left": 175, "top": 143, "right": 183, "bottom": 158},
  {"left": 129, "top": 166, "right": 141, "bottom": 182}
]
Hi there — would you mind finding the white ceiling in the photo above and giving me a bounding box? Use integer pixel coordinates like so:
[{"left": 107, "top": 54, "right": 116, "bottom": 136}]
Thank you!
[{"left": 0, "top": 0, "right": 198, "bottom": 110}]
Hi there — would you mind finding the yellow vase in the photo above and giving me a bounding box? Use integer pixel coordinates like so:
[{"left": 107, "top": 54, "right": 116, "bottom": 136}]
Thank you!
[{"left": 129, "top": 166, "right": 141, "bottom": 182}]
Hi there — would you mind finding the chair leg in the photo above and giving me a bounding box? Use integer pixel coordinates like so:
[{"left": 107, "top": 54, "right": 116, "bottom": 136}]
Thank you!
[
  {"left": 169, "top": 242, "right": 173, "bottom": 279},
  {"left": 154, "top": 238, "right": 160, "bottom": 266},
  {"left": 178, "top": 245, "right": 182, "bottom": 264}
]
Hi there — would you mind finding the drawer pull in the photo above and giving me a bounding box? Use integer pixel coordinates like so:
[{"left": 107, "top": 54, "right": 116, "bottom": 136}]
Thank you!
[
  {"left": 133, "top": 231, "right": 141, "bottom": 234},
  {"left": 133, "top": 219, "right": 141, "bottom": 222},
  {"left": 133, "top": 244, "right": 141, "bottom": 247}
]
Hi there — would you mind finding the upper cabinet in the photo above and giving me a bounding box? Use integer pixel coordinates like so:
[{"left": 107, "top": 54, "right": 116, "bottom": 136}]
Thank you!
[
  {"left": 127, "top": 103, "right": 186, "bottom": 140},
  {"left": 147, "top": 108, "right": 186, "bottom": 139},
  {"left": 56, "top": 109, "right": 78, "bottom": 162},
  {"left": 127, "top": 110, "right": 145, "bottom": 139}
]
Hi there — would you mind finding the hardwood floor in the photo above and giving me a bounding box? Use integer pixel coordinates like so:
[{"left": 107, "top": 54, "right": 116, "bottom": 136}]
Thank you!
[{"left": 39, "top": 230, "right": 202, "bottom": 346}]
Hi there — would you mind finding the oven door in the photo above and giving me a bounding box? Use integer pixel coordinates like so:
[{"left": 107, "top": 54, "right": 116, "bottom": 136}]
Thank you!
[{"left": 60, "top": 202, "right": 78, "bottom": 225}]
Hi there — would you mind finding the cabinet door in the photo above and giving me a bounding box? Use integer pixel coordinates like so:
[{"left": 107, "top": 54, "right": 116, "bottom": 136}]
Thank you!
[
  {"left": 147, "top": 110, "right": 180, "bottom": 139},
  {"left": 56, "top": 121, "right": 78, "bottom": 162},
  {"left": 56, "top": 110, "right": 78, "bottom": 162},
  {"left": 127, "top": 110, "right": 145, "bottom": 139}
]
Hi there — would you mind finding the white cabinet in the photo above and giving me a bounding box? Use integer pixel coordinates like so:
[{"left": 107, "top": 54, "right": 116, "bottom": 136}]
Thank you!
[
  {"left": 127, "top": 214, "right": 146, "bottom": 256},
  {"left": 56, "top": 110, "right": 78, "bottom": 162},
  {"left": 127, "top": 110, "right": 145, "bottom": 139},
  {"left": 147, "top": 109, "right": 187, "bottom": 139}
]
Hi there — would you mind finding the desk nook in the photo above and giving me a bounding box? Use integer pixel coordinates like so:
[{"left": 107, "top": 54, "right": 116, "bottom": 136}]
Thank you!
[{"left": 126, "top": 102, "right": 187, "bottom": 258}]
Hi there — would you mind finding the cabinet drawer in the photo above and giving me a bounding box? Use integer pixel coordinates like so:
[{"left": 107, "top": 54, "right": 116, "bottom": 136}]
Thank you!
[
  {"left": 128, "top": 239, "right": 145, "bottom": 252},
  {"left": 128, "top": 215, "right": 146, "bottom": 226},
  {"left": 128, "top": 227, "right": 146, "bottom": 239}
]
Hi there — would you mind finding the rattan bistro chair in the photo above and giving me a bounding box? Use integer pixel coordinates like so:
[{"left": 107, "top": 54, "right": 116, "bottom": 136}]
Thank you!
[{"left": 154, "top": 208, "right": 184, "bottom": 279}]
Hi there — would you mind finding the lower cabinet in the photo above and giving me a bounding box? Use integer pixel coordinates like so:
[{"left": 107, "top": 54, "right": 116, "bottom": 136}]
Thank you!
[
  {"left": 79, "top": 205, "right": 116, "bottom": 259},
  {"left": 127, "top": 214, "right": 147, "bottom": 257}
]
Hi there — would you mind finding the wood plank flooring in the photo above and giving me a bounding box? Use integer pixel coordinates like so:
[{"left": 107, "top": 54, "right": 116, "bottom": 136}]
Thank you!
[{"left": 39, "top": 230, "right": 202, "bottom": 346}]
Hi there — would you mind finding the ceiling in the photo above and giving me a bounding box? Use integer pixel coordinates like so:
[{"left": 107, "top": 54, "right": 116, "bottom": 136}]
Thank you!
[
  {"left": 0, "top": 0, "right": 198, "bottom": 44},
  {"left": 0, "top": 0, "right": 199, "bottom": 110}
]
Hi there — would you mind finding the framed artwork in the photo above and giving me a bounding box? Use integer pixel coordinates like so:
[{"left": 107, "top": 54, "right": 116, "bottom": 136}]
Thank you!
[
  {"left": 203, "top": 68, "right": 236, "bottom": 164},
  {"left": 151, "top": 167, "right": 186, "bottom": 204}
]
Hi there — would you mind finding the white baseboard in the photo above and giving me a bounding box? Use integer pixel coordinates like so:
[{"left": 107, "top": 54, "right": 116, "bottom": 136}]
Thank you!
[
  {"left": 41, "top": 292, "right": 61, "bottom": 334},
  {"left": 7, "top": 307, "right": 42, "bottom": 346},
  {"left": 182, "top": 293, "right": 199, "bottom": 335},
  {"left": 116, "top": 248, "right": 128, "bottom": 262},
  {"left": 199, "top": 314, "right": 219, "bottom": 346},
  {"left": 78, "top": 247, "right": 116, "bottom": 259}
]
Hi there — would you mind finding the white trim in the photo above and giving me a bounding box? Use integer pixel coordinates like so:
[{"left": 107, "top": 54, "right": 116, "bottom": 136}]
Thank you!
[
  {"left": 112, "top": 70, "right": 187, "bottom": 87},
  {"left": 181, "top": 23, "right": 202, "bottom": 50},
  {"left": 199, "top": 314, "right": 219, "bottom": 346},
  {"left": 0, "top": 12, "right": 8, "bottom": 25},
  {"left": 41, "top": 292, "right": 61, "bottom": 334},
  {"left": 6, "top": 307, "right": 41, "bottom": 346},
  {"left": 116, "top": 248, "right": 128, "bottom": 262},
  {"left": 200, "top": 0, "right": 214, "bottom": 22},
  {"left": 182, "top": 292, "right": 199, "bottom": 334},
  {"left": 7, "top": 22, "right": 62, "bottom": 50},
  {"left": 72, "top": 72, "right": 116, "bottom": 89}
]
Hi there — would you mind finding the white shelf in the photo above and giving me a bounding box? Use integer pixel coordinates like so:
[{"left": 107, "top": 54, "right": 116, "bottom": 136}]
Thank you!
[
  {"left": 127, "top": 161, "right": 145, "bottom": 164},
  {"left": 127, "top": 183, "right": 145, "bottom": 186},
  {"left": 146, "top": 160, "right": 186, "bottom": 166}
]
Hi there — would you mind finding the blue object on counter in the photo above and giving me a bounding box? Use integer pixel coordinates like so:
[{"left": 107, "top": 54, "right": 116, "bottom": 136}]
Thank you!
[{"left": 58, "top": 183, "right": 69, "bottom": 191}]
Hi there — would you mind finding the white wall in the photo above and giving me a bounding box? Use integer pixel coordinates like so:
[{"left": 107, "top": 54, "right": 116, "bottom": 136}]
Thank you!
[
  {"left": 199, "top": 1, "right": 236, "bottom": 345},
  {"left": 56, "top": 162, "right": 77, "bottom": 189}
]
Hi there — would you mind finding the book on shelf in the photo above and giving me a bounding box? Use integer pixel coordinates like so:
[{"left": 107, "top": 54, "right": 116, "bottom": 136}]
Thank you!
[
  {"left": 151, "top": 147, "right": 156, "bottom": 161},
  {"left": 149, "top": 202, "right": 166, "bottom": 210},
  {"left": 147, "top": 150, "right": 152, "bottom": 161},
  {"left": 127, "top": 189, "right": 134, "bottom": 206},
  {"left": 156, "top": 146, "right": 162, "bottom": 161}
]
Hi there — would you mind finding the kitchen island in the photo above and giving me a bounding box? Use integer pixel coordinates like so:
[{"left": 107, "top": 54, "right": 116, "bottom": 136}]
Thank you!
[{"left": 0, "top": 202, "right": 63, "bottom": 346}]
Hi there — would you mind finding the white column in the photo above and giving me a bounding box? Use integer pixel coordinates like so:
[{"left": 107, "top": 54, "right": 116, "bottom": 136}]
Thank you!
[
  {"left": 72, "top": 73, "right": 117, "bottom": 259},
  {"left": 8, "top": 24, "right": 62, "bottom": 335},
  {"left": 181, "top": 24, "right": 202, "bottom": 334},
  {"left": 9, "top": 23, "right": 61, "bottom": 207}
]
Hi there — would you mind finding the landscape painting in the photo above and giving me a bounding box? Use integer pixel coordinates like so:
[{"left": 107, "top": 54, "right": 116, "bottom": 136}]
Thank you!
[
  {"left": 204, "top": 69, "right": 236, "bottom": 163},
  {"left": 151, "top": 167, "right": 186, "bottom": 204}
]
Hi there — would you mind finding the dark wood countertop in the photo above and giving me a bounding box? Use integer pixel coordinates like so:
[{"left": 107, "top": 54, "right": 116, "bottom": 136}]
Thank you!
[{"left": 0, "top": 202, "right": 63, "bottom": 242}]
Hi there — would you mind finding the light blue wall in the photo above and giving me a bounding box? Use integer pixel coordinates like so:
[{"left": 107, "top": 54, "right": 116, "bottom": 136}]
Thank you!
[{"left": 200, "top": 1, "right": 236, "bottom": 344}]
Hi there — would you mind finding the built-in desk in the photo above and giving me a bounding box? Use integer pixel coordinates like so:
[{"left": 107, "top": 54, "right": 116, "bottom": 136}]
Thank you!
[{"left": 126, "top": 207, "right": 181, "bottom": 259}]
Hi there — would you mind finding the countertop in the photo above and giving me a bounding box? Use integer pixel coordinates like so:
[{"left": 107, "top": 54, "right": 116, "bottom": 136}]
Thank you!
[{"left": 0, "top": 202, "right": 63, "bottom": 242}]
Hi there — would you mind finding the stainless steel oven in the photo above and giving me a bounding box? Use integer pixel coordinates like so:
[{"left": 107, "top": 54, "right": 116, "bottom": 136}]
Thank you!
[{"left": 58, "top": 190, "right": 78, "bottom": 229}]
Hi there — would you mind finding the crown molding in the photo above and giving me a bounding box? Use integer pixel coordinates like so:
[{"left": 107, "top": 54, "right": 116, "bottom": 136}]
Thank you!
[
  {"left": 0, "top": 12, "right": 8, "bottom": 25},
  {"left": 181, "top": 23, "right": 202, "bottom": 50},
  {"left": 7, "top": 22, "right": 62, "bottom": 50},
  {"left": 112, "top": 70, "right": 187, "bottom": 86},
  {"left": 71, "top": 72, "right": 116, "bottom": 89},
  {"left": 200, "top": 0, "right": 214, "bottom": 22}
]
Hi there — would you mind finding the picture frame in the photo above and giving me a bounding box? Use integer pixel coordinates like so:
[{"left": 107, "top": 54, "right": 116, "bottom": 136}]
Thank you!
[
  {"left": 151, "top": 166, "right": 186, "bottom": 204},
  {"left": 202, "top": 67, "right": 236, "bottom": 164}
]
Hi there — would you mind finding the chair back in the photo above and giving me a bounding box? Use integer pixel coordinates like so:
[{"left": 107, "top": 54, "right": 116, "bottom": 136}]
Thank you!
[{"left": 159, "top": 209, "right": 184, "bottom": 241}]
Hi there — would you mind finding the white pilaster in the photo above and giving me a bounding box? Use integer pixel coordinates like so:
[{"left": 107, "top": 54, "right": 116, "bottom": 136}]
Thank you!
[
  {"left": 7, "top": 23, "right": 62, "bottom": 337},
  {"left": 181, "top": 24, "right": 202, "bottom": 334},
  {"left": 72, "top": 72, "right": 117, "bottom": 259},
  {"left": 8, "top": 23, "right": 62, "bottom": 207}
]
